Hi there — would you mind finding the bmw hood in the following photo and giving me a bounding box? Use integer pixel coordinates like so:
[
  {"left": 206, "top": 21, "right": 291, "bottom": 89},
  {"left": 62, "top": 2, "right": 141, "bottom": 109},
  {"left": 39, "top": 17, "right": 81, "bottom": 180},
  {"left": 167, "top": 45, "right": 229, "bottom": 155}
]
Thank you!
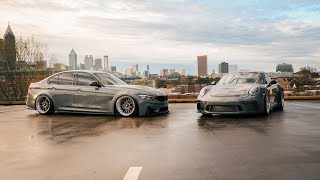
[
  {"left": 210, "top": 84, "right": 257, "bottom": 97},
  {"left": 113, "top": 85, "right": 166, "bottom": 96}
]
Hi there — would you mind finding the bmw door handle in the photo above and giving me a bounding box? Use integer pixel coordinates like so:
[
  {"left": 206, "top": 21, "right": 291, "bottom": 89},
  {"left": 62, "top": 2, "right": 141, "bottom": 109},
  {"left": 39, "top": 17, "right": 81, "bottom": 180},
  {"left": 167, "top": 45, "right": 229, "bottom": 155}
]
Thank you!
[
  {"left": 77, "top": 89, "right": 83, "bottom": 92},
  {"left": 48, "top": 87, "right": 55, "bottom": 90}
]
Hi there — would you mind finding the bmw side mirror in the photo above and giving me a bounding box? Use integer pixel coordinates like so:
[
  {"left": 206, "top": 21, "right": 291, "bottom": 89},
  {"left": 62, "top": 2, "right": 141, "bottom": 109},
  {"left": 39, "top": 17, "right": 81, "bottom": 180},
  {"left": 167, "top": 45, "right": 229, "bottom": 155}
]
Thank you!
[
  {"left": 211, "top": 81, "right": 216, "bottom": 85},
  {"left": 89, "top": 81, "right": 101, "bottom": 88}
]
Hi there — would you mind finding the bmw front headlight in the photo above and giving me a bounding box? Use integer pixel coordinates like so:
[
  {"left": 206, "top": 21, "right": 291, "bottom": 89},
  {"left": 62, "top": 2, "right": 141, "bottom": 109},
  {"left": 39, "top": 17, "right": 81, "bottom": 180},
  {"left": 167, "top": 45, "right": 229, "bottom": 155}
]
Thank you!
[
  {"left": 138, "top": 94, "right": 155, "bottom": 100},
  {"left": 199, "top": 86, "right": 211, "bottom": 97},
  {"left": 248, "top": 86, "right": 260, "bottom": 96}
]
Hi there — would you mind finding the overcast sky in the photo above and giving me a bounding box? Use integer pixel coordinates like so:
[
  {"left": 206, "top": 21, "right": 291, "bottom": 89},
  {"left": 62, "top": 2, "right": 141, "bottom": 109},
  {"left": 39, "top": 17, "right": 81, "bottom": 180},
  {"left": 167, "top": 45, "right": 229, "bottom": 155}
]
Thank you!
[{"left": 0, "top": 0, "right": 319, "bottom": 74}]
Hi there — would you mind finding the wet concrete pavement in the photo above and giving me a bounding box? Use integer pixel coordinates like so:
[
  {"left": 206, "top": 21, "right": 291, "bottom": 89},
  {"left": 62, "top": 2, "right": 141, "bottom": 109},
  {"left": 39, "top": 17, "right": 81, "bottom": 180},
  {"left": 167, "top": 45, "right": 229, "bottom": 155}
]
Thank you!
[{"left": 1, "top": 101, "right": 320, "bottom": 180}]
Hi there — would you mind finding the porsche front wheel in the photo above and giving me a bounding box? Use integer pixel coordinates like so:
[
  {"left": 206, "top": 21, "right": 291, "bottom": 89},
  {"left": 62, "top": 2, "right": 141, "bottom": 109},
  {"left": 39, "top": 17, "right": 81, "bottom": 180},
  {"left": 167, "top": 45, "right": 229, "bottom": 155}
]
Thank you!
[{"left": 263, "top": 93, "right": 271, "bottom": 115}]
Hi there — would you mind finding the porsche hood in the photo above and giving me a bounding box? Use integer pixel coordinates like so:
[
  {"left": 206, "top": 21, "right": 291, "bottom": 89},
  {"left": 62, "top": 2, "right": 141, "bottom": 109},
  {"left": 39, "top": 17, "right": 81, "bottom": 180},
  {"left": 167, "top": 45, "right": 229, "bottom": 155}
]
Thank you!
[{"left": 209, "top": 84, "right": 257, "bottom": 97}]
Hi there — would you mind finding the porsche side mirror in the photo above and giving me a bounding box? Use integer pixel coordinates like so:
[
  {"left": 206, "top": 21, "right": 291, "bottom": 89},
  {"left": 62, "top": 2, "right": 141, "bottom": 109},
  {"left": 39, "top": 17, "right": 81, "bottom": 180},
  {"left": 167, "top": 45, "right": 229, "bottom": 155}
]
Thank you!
[
  {"left": 269, "top": 80, "right": 277, "bottom": 85},
  {"left": 89, "top": 81, "right": 101, "bottom": 88}
]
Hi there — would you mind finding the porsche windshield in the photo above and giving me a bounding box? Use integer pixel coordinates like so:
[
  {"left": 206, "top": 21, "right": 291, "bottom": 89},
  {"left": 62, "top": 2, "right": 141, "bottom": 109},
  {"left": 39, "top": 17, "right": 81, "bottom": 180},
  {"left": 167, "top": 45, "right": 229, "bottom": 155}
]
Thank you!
[
  {"left": 217, "top": 72, "right": 264, "bottom": 85},
  {"left": 94, "top": 73, "right": 127, "bottom": 85}
]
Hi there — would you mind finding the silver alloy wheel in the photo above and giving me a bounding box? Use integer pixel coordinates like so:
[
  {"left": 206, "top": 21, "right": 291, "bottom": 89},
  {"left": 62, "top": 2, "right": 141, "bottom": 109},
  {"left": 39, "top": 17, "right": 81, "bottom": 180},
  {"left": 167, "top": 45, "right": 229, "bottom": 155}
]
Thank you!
[
  {"left": 36, "top": 95, "right": 51, "bottom": 114},
  {"left": 265, "top": 94, "right": 271, "bottom": 114},
  {"left": 116, "top": 96, "right": 136, "bottom": 116}
]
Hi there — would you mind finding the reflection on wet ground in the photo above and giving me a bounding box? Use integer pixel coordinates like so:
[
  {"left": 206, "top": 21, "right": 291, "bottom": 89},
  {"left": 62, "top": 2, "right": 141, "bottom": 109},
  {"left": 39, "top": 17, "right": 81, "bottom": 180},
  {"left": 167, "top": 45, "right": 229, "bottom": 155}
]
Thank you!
[
  {"left": 197, "top": 113, "right": 279, "bottom": 135},
  {"left": 28, "top": 113, "right": 170, "bottom": 143}
]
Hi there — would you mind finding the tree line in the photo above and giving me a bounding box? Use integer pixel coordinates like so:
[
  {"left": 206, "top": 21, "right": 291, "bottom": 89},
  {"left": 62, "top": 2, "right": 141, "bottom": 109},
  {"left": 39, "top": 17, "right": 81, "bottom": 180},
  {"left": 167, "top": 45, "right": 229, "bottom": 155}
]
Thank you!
[{"left": 0, "top": 37, "right": 59, "bottom": 102}]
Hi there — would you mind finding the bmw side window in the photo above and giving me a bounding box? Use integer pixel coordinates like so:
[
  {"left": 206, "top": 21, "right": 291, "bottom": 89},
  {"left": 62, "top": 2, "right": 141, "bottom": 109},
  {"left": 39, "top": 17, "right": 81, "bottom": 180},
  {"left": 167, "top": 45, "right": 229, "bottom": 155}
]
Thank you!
[
  {"left": 76, "top": 73, "right": 97, "bottom": 86},
  {"left": 48, "top": 75, "right": 59, "bottom": 84},
  {"left": 58, "top": 72, "right": 74, "bottom": 85}
]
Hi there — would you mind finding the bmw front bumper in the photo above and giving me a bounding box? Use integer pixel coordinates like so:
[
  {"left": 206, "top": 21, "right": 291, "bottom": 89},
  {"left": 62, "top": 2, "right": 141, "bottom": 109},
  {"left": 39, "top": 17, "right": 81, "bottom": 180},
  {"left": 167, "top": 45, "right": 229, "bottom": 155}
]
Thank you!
[{"left": 138, "top": 100, "right": 169, "bottom": 116}]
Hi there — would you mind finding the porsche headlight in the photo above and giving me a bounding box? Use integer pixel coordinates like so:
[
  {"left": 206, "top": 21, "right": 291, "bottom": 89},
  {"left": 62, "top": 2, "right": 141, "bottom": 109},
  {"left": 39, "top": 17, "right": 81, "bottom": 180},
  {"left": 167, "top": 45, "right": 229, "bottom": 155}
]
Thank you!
[
  {"left": 199, "top": 86, "right": 211, "bottom": 97},
  {"left": 248, "top": 86, "right": 260, "bottom": 96},
  {"left": 138, "top": 94, "right": 155, "bottom": 100}
]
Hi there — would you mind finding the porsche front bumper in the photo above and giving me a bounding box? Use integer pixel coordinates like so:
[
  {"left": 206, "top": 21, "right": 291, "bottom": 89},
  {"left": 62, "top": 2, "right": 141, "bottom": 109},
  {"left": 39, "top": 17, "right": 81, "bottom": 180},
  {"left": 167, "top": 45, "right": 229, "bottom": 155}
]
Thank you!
[{"left": 197, "top": 96, "right": 265, "bottom": 115}]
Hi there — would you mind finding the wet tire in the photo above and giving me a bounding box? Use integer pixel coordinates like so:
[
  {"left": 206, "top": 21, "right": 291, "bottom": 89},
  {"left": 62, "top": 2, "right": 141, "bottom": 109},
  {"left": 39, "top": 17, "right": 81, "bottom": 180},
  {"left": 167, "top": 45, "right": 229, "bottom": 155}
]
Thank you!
[
  {"left": 115, "top": 96, "right": 138, "bottom": 117},
  {"left": 263, "top": 93, "right": 271, "bottom": 115},
  {"left": 277, "top": 92, "right": 284, "bottom": 110},
  {"left": 35, "top": 95, "right": 54, "bottom": 115}
]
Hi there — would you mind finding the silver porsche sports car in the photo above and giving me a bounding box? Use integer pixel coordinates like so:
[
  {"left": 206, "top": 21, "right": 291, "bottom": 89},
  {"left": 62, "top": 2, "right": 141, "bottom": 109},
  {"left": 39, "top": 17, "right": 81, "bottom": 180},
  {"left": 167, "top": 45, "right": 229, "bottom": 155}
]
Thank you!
[
  {"left": 197, "top": 72, "right": 284, "bottom": 115},
  {"left": 26, "top": 70, "right": 169, "bottom": 116}
]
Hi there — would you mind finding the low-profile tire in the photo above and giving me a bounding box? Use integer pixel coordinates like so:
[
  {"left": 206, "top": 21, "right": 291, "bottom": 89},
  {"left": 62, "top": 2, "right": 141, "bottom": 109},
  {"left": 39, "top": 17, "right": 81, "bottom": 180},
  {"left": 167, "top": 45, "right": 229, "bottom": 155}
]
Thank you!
[
  {"left": 35, "top": 95, "right": 55, "bottom": 115},
  {"left": 263, "top": 93, "right": 271, "bottom": 115},
  {"left": 115, "top": 96, "right": 138, "bottom": 117},
  {"left": 277, "top": 92, "right": 284, "bottom": 110}
]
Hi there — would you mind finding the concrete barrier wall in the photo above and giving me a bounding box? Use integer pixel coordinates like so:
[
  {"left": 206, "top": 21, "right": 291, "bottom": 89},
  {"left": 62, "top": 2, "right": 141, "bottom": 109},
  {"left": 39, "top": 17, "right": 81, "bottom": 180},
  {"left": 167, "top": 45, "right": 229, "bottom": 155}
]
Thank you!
[
  {"left": 284, "top": 96, "right": 320, "bottom": 100},
  {"left": 0, "top": 101, "right": 26, "bottom": 105}
]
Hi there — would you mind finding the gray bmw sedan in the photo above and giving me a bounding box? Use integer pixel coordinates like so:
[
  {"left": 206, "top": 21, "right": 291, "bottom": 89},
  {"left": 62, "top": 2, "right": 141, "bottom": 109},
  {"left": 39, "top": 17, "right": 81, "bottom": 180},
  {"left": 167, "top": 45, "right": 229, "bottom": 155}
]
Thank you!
[{"left": 26, "top": 70, "right": 169, "bottom": 116}]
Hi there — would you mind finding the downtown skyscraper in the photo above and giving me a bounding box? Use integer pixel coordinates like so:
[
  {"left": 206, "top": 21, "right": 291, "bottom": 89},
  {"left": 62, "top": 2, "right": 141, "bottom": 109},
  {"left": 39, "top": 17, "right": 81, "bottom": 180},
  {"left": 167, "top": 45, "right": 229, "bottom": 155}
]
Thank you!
[
  {"left": 102, "top": 55, "right": 109, "bottom": 71},
  {"left": 84, "top": 55, "right": 93, "bottom": 70},
  {"left": 69, "top": 49, "right": 77, "bottom": 70},
  {"left": 219, "top": 62, "right": 229, "bottom": 74},
  {"left": 95, "top": 58, "right": 102, "bottom": 70},
  {"left": 197, "top": 55, "right": 208, "bottom": 77}
]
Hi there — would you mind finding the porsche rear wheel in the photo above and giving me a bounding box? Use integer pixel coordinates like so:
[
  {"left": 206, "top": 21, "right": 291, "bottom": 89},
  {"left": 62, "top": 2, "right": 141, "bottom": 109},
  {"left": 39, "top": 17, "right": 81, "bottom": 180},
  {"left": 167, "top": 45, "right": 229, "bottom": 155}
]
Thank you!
[
  {"left": 277, "top": 93, "right": 284, "bottom": 110},
  {"left": 115, "top": 96, "right": 137, "bottom": 117}
]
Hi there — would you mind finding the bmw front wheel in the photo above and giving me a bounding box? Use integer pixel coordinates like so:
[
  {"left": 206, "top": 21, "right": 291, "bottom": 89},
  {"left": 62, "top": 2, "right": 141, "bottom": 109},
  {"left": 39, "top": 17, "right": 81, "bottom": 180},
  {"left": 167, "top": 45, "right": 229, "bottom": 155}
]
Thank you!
[
  {"left": 35, "top": 95, "right": 55, "bottom": 115},
  {"left": 116, "top": 96, "right": 137, "bottom": 117}
]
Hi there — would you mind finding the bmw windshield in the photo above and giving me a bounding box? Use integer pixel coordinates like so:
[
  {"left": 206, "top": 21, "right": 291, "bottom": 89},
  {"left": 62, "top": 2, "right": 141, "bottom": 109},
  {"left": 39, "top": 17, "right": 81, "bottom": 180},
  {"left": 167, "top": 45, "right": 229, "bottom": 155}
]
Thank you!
[
  {"left": 217, "top": 72, "right": 264, "bottom": 85},
  {"left": 94, "top": 73, "right": 127, "bottom": 85}
]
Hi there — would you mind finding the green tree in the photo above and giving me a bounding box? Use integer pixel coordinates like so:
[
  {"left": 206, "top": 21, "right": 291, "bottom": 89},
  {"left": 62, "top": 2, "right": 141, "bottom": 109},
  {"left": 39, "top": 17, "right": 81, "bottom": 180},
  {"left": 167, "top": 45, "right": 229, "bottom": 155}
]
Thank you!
[{"left": 296, "top": 66, "right": 317, "bottom": 86}]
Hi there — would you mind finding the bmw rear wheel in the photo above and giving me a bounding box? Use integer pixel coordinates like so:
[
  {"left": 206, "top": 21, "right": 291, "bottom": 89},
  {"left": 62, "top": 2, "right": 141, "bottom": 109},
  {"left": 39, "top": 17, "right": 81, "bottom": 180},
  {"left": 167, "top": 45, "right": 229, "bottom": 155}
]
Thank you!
[
  {"left": 116, "top": 96, "right": 137, "bottom": 117},
  {"left": 263, "top": 93, "right": 271, "bottom": 115},
  {"left": 35, "top": 95, "right": 54, "bottom": 115}
]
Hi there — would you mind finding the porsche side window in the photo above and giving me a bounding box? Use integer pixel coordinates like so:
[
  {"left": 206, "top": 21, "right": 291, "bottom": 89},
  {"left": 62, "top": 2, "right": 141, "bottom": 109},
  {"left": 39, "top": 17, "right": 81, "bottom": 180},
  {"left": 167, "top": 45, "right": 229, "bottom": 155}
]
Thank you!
[
  {"left": 256, "top": 74, "right": 264, "bottom": 84},
  {"left": 265, "top": 74, "right": 271, "bottom": 84},
  {"left": 48, "top": 75, "right": 59, "bottom": 84}
]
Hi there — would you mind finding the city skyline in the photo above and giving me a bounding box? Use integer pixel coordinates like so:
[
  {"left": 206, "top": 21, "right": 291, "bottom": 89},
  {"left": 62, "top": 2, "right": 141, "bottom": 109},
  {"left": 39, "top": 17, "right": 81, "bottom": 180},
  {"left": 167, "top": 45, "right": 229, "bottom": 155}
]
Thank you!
[
  {"left": 66, "top": 50, "right": 301, "bottom": 76},
  {"left": 0, "top": 1, "right": 320, "bottom": 74}
]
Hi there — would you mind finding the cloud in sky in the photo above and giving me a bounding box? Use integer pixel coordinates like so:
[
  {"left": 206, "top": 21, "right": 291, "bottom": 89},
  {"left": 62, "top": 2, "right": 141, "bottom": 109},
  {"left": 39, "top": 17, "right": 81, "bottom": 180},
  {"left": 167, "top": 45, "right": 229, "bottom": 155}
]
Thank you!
[{"left": 0, "top": 0, "right": 319, "bottom": 74}]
